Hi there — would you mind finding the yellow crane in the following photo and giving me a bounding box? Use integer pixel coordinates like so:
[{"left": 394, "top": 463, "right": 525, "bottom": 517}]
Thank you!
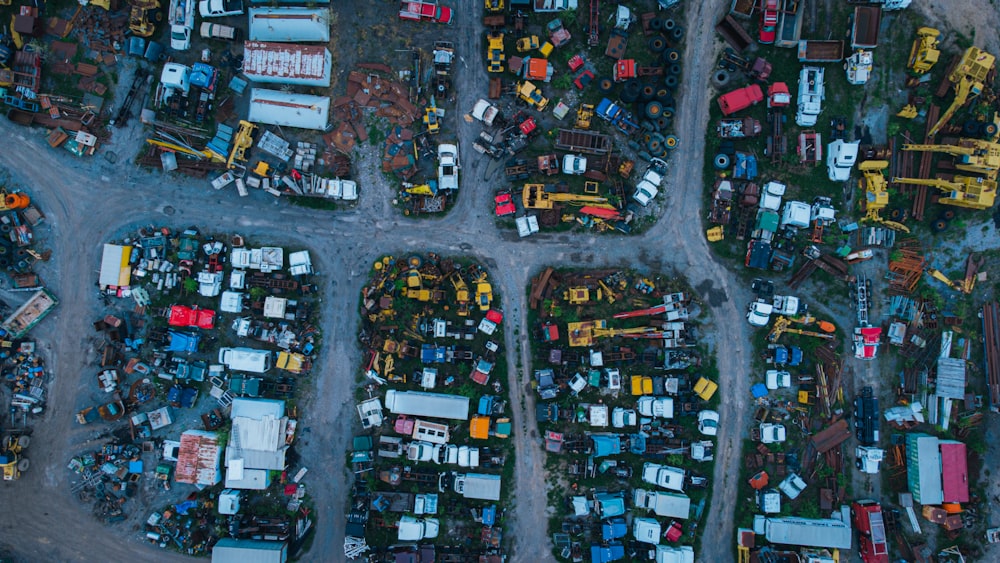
[
  {"left": 858, "top": 160, "right": 910, "bottom": 232},
  {"left": 902, "top": 138, "right": 1000, "bottom": 177},
  {"left": 890, "top": 174, "right": 996, "bottom": 210},
  {"left": 927, "top": 46, "right": 996, "bottom": 137},
  {"left": 767, "top": 316, "right": 836, "bottom": 343},
  {"left": 591, "top": 325, "right": 655, "bottom": 339},
  {"left": 907, "top": 27, "right": 941, "bottom": 74},
  {"left": 522, "top": 183, "right": 616, "bottom": 210},
  {"left": 228, "top": 120, "right": 257, "bottom": 169}
]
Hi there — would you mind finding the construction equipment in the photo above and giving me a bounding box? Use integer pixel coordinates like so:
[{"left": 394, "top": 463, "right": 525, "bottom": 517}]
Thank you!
[
  {"left": 521, "top": 184, "right": 614, "bottom": 210},
  {"left": 485, "top": 0, "right": 503, "bottom": 13},
  {"left": 228, "top": 120, "right": 256, "bottom": 170},
  {"left": 575, "top": 104, "right": 594, "bottom": 129},
  {"left": 128, "top": 0, "right": 162, "bottom": 37},
  {"left": 927, "top": 46, "right": 996, "bottom": 137},
  {"left": 1, "top": 433, "right": 30, "bottom": 480},
  {"left": 858, "top": 160, "right": 910, "bottom": 232},
  {"left": 474, "top": 272, "right": 492, "bottom": 311},
  {"left": 597, "top": 280, "right": 616, "bottom": 304},
  {"left": 592, "top": 325, "right": 655, "bottom": 339},
  {"left": 925, "top": 267, "right": 976, "bottom": 294},
  {"left": 449, "top": 272, "right": 471, "bottom": 316},
  {"left": 890, "top": 174, "right": 996, "bottom": 210},
  {"left": 901, "top": 139, "right": 1000, "bottom": 177},
  {"left": 896, "top": 104, "right": 918, "bottom": 119},
  {"left": 706, "top": 226, "right": 725, "bottom": 242},
  {"left": 0, "top": 191, "right": 30, "bottom": 211},
  {"left": 563, "top": 286, "right": 602, "bottom": 304},
  {"left": 486, "top": 31, "right": 505, "bottom": 73},
  {"left": 516, "top": 81, "right": 549, "bottom": 111},
  {"left": 767, "top": 316, "right": 836, "bottom": 343},
  {"left": 515, "top": 35, "right": 539, "bottom": 53},
  {"left": 907, "top": 27, "right": 940, "bottom": 74}
]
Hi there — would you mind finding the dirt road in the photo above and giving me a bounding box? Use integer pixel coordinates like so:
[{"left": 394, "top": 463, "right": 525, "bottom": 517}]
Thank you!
[{"left": 0, "top": 3, "right": 749, "bottom": 563}]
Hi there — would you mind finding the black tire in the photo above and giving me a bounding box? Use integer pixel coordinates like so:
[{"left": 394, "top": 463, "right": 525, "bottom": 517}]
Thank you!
[
  {"left": 711, "top": 69, "right": 730, "bottom": 88},
  {"left": 655, "top": 89, "right": 673, "bottom": 105},
  {"left": 714, "top": 153, "right": 731, "bottom": 169},
  {"left": 641, "top": 120, "right": 659, "bottom": 132},
  {"left": 648, "top": 138, "right": 662, "bottom": 153},
  {"left": 664, "top": 75, "right": 679, "bottom": 89},
  {"left": 649, "top": 37, "right": 667, "bottom": 52},
  {"left": 0, "top": 224, "right": 10, "bottom": 234},
  {"left": 598, "top": 78, "right": 614, "bottom": 92},
  {"left": 645, "top": 101, "right": 663, "bottom": 119},
  {"left": 641, "top": 84, "right": 656, "bottom": 101},
  {"left": 983, "top": 122, "right": 999, "bottom": 137},
  {"left": 668, "top": 63, "right": 682, "bottom": 76},
  {"left": 649, "top": 18, "right": 663, "bottom": 31},
  {"left": 662, "top": 48, "right": 680, "bottom": 63},
  {"left": 888, "top": 208, "right": 903, "bottom": 221},
  {"left": 15, "top": 260, "right": 27, "bottom": 270},
  {"left": 622, "top": 80, "right": 641, "bottom": 103},
  {"left": 642, "top": 133, "right": 653, "bottom": 144},
  {"left": 665, "top": 135, "right": 679, "bottom": 150},
  {"left": 931, "top": 219, "right": 948, "bottom": 232},
  {"left": 663, "top": 18, "right": 676, "bottom": 31},
  {"left": 656, "top": 116, "right": 671, "bottom": 130},
  {"left": 662, "top": 106, "right": 675, "bottom": 119},
  {"left": 942, "top": 209, "right": 956, "bottom": 220},
  {"left": 672, "top": 26, "right": 684, "bottom": 40},
  {"left": 15, "top": 249, "right": 27, "bottom": 258},
  {"left": 963, "top": 121, "right": 980, "bottom": 136},
  {"left": 0, "top": 258, "right": 9, "bottom": 268}
]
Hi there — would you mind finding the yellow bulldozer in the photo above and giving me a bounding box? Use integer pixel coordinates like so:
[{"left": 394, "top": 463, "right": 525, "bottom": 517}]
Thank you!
[
  {"left": 1, "top": 433, "right": 30, "bottom": 481},
  {"left": 449, "top": 272, "right": 471, "bottom": 316},
  {"left": 128, "top": 0, "right": 161, "bottom": 38},
  {"left": 522, "top": 183, "right": 616, "bottom": 210},
  {"left": 927, "top": 46, "right": 996, "bottom": 137},
  {"left": 907, "top": 27, "right": 940, "bottom": 74},
  {"left": 858, "top": 160, "right": 910, "bottom": 232}
]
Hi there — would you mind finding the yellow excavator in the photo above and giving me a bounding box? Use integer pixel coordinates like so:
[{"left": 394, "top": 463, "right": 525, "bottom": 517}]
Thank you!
[
  {"left": 767, "top": 316, "right": 836, "bottom": 343},
  {"left": 901, "top": 138, "right": 1000, "bottom": 177},
  {"left": 926, "top": 268, "right": 976, "bottom": 294},
  {"left": 890, "top": 174, "right": 996, "bottom": 210},
  {"left": 927, "top": 46, "right": 996, "bottom": 137},
  {"left": 907, "top": 27, "right": 941, "bottom": 74},
  {"left": 522, "top": 183, "right": 616, "bottom": 210},
  {"left": 128, "top": 0, "right": 161, "bottom": 38},
  {"left": 858, "top": 160, "right": 910, "bottom": 232}
]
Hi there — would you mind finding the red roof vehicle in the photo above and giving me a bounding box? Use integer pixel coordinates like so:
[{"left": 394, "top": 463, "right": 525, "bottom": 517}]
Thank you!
[
  {"left": 495, "top": 193, "right": 516, "bottom": 216},
  {"left": 759, "top": 0, "right": 779, "bottom": 44},
  {"left": 767, "top": 82, "right": 791, "bottom": 108},
  {"left": 852, "top": 500, "right": 889, "bottom": 563},
  {"left": 718, "top": 84, "right": 764, "bottom": 116},
  {"left": 399, "top": 0, "right": 452, "bottom": 24},
  {"left": 168, "top": 305, "right": 216, "bottom": 329}
]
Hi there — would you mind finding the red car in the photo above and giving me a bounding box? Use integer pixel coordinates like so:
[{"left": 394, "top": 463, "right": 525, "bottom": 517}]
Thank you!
[
  {"left": 759, "top": 0, "right": 779, "bottom": 44},
  {"left": 494, "top": 193, "right": 516, "bottom": 216},
  {"left": 574, "top": 69, "right": 594, "bottom": 90}
]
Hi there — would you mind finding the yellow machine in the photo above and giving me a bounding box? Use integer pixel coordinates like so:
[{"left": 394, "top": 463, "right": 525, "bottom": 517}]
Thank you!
[
  {"left": 767, "top": 316, "right": 836, "bottom": 343},
  {"left": 907, "top": 27, "right": 941, "bottom": 74},
  {"left": 925, "top": 267, "right": 977, "bottom": 294},
  {"left": 228, "top": 120, "right": 257, "bottom": 169},
  {"left": 896, "top": 104, "right": 918, "bottom": 119},
  {"left": 563, "top": 286, "right": 602, "bottom": 304},
  {"left": 694, "top": 377, "right": 718, "bottom": 401},
  {"left": 890, "top": 174, "right": 996, "bottom": 210},
  {"left": 631, "top": 375, "right": 653, "bottom": 396},
  {"left": 706, "top": 226, "right": 725, "bottom": 242},
  {"left": 516, "top": 35, "right": 540, "bottom": 53},
  {"left": 78, "top": 0, "right": 112, "bottom": 8},
  {"left": 1, "top": 434, "right": 30, "bottom": 481},
  {"left": 592, "top": 325, "right": 654, "bottom": 339},
  {"left": 858, "top": 160, "right": 910, "bottom": 233},
  {"left": 487, "top": 32, "right": 505, "bottom": 73},
  {"left": 597, "top": 280, "right": 616, "bottom": 304},
  {"left": 522, "top": 183, "right": 614, "bottom": 210},
  {"left": 575, "top": 104, "right": 594, "bottom": 129},
  {"left": 449, "top": 272, "right": 471, "bottom": 316},
  {"left": 0, "top": 191, "right": 30, "bottom": 211},
  {"left": 128, "top": 0, "right": 161, "bottom": 37},
  {"left": 473, "top": 272, "right": 492, "bottom": 311},
  {"left": 927, "top": 46, "right": 996, "bottom": 137},
  {"left": 485, "top": 0, "right": 503, "bottom": 13},
  {"left": 902, "top": 139, "right": 1000, "bottom": 177},
  {"left": 516, "top": 81, "right": 549, "bottom": 111}
]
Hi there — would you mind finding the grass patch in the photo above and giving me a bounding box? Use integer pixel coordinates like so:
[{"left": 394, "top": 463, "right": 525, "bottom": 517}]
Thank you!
[{"left": 288, "top": 196, "right": 338, "bottom": 211}]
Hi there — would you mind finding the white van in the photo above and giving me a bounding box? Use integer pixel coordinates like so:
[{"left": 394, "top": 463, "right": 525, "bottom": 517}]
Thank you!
[{"left": 218, "top": 347, "right": 272, "bottom": 373}]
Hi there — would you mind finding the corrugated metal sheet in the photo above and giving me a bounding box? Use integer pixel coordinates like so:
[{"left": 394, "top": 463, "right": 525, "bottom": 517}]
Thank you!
[
  {"left": 242, "top": 41, "right": 332, "bottom": 87},
  {"left": 763, "top": 516, "right": 852, "bottom": 549},
  {"left": 936, "top": 357, "right": 967, "bottom": 399},
  {"left": 248, "top": 8, "right": 331, "bottom": 43},
  {"left": 940, "top": 441, "right": 969, "bottom": 503},
  {"left": 175, "top": 430, "right": 221, "bottom": 486},
  {"left": 248, "top": 88, "right": 330, "bottom": 131},
  {"left": 906, "top": 433, "right": 943, "bottom": 505}
]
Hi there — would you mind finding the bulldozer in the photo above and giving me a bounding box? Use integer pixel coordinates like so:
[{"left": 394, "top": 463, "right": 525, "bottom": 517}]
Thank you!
[
  {"left": 575, "top": 104, "right": 594, "bottom": 129},
  {"left": 1, "top": 433, "right": 30, "bottom": 481},
  {"left": 907, "top": 27, "right": 940, "bottom": 74},
  {"left": 901, "top": 138, "right": 1000, "bottom": 177},
  {"left": 449, "top": 271, "right": 471, "bottom": 316},
  {"left": 767, "top": 316, "right": 836, "bottom": 343},
  {"left": 128, "top": 0, "right": 161, "bottom": 37},
  {"left": 521, "top": 183, "right": 615, "bottom": 210},
  {"left": 927, "top": 46, "right": 996, "bottom": 137},
  {"left": 890, "top": 174, "right": 996, "bottom": 210},
  {"left": 858, "top": 160, "right": 910, "bottom": 233}
]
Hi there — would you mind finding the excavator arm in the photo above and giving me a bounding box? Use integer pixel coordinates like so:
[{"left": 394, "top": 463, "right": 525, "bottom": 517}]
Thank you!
[{"left": 928, "top": 77, "right": 973, "bottom": 137}]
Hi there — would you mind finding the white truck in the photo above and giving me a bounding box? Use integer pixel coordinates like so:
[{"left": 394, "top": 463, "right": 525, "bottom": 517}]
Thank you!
[
  {"left": 826, "top": 139, "right": 860, "bottom": 182},
  {"left": 632, "top": 157, "right": 667, "bottom": 207},
  {"left": 637, "top": 396, "right": 674, "bottom": 419},
  {"left": 397, "top": 515, "right": 440, "bottom": 541},
  {"left": 471, "top": 99, "right": 500, "bottom": 126},
  {"left": 199, "top": 22, "right": 240, "bottom": 41},
  {"left": 747, "top": 300, "right": 773, "bottom": 327},
  {"left": 772, "top": 295, "right": 800, "bottom": 316},
  {"left": 641, "top": 462, "right": 686, "bottom": 491},
  {"left": 759, "top": 181, "right": 785, "bottom": 211},
  {"left": 218, "top": 347, "right": 272, "bottom": 373},
  {"left": 633, "top": 517, "right": 662, "bottom": 544},
  {"left": 765, "top": 370, "right": 791, "bottom": 389},
  {"left": 168, "top": 0, "right": 195, "bottom": 51},
  {"left": 633, "top": 489, "right": 691, "bottom": 519},
  {"left": 199, "top": 0, "right": 244, "bottom": 17},
  {"left": 795, "top": 66, "right": 825, "bottom": 127}
]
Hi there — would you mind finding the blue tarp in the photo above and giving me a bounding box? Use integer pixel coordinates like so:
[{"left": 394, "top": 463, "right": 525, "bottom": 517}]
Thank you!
[
  {"left": 594, "top": 492, "right": 626, "bottom": 519},
  {"left": 166, "top": 331, "right": 200, "bottom": 353},
  {"left": 591, "top": 434, "right": 622, "bottom": 458},
  {"left": 601, "top": 518, "right": 627, "bottom": 540},
  {"left": 174, "top": 500, "right": 198, "bottom": 515},
  {"left": 751, "top": 383, "right": 769, "bottom": 399},
  {"left": 590, "top": 543, "right": 625, "bottom": 563},
  {"left": 479, "top": 395, "right": 495, "bottom": 416},
  {"left": 482, "top": 505, "right": 496, "bottom": 527}
]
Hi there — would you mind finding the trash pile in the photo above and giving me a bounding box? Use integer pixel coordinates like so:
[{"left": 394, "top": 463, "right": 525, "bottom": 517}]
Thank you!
[
  {"left": 68, "top": 441, "right": 145, "bottom": 523},
  {"left": 2, "top": 341, "right": 47, "bottom": 419}
]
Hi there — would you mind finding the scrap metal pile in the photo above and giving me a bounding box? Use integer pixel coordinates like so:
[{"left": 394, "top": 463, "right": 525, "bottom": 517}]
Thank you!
[{"left": 68, "top": 441, "right": 145, "bottom": 523}]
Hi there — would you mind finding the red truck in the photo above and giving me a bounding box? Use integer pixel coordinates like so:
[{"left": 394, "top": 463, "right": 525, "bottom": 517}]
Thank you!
[
  {"left": 399, "top": 1, "right": 453, "bottom": 24},
  {"left": 852, "top": 500, "right": 890, "bottom": 563},
  {"left": 718, "top": 84, "right": 763, "bottom": 116}
]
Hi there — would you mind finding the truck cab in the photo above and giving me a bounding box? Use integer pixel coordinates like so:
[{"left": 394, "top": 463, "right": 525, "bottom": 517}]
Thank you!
[
  {"left": 746, "top": 300, "right": 773, "bottom": 327},
  {"left": 795, "top": 66, "right": 825, "bottom": 127},
  {"left": 759, "top": 0, "right": 779, "bottom": 44},
  {"left": 632, "top": 158, "right": 666, "bottom": 207},
  {"left": 160, "top": 63, "right": 191, "bottom": 95},
  {"left": 198, "top": 0, "right": 243, "bottom": 17},
  {"left": 852, "top": 500, "right": 890, "bottom": 563},
  {"left": 168, "top": 0, "right": 194, "bottom": 51}
]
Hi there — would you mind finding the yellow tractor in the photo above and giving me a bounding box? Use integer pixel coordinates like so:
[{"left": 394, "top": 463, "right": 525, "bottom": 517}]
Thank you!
[
  {"left": 485, "top": 0, "right": 503, "bottom": 13},
  {"left": 907, "top": 27, "right": 940, "bottom": 74},
  {"left": 516, "top": 35, "right": 540, "bottom": 53},
  {"left": 487, "top": 31, "right": 505, "bottom": 73},
  {"left": 575, "top": 104, "right": 594, "bottom": 129},
  {"left": 449, "top": 272, "right": 471, "bottom": 316},
  {"left": 521, "top": 183, "right": 614, "bottom": 210},
  {"left": 1, "top": 434, "right": 30, "bottom": 481},
  {"left": 128, "top": 0, "right": 161, "bottom": 38},
  {"left": 927, "top": 46, "right": 996, "bottom": 137},
  {"left": 516, "top": 81, "right": 549, "bottom": 111},
  {"left": 474, "top": 272, "right": 493, "bottom": 311},
  {"left": 858, "top": 160, "right": 910, "bottom": 232}
]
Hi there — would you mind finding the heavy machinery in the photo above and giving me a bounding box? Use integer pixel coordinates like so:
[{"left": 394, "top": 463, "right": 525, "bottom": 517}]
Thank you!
[
  {"left": 927, "top": 46, "right": 996, "bottom": 137},
  {"left": 228, "top": 120, "right": 256, "bottom": 170},
  {"left": 516, "top": 81, "right": 549, "bottom": 111},
  {"left": 521, "top": 183, "right": 614, "bottom": 210},
  {"left": 485, "top": 0, "right": 502, "bottom": 13},
  {"left": 925, "top": 267, "right": 976, "bottom": 294},
  {"left": 767, "top": 316, "right": 836, "bottom": 343},
  {"left": 516, "top": 35, "right": 539, "bottom": 53},
  {"left": 907, "top": 27, "right": 940, "bottom": 74},
  {"left": 901, "top": 139, "right": 1000, "bottom": 177},
  {"left": 575, "top": 104, "right": 594, "bottom": 129},
  {"left": 129, "top": 0, "right": 162, "bottom": 37},
  {"left": 474, "top": 272, "right": 492, "bottom": 311},
  {"left": 858, "top": 160, "right": 910, "bottom": 232},
  {"left": 563, "top": 286, "right": 602, "bottom": 304},
  {"left": 486, "top": 31, "right": 505, "bottom": 73},
  {"left": 1, "top": 433, "right": 30, "bottom": 481},
  {"left": 448, "top": 272, "right": 471, "bottom": 316},
  {"left": 0, "top": 191, "right": 30, "bottom": 211},
  {"left": 890, "top": 174, "right": 996, "bottom": 210}
]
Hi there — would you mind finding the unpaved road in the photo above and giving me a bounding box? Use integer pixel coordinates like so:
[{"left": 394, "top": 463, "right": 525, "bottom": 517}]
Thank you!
[{"left": 0, "top": 3, "right": 742, "bottom": 563}]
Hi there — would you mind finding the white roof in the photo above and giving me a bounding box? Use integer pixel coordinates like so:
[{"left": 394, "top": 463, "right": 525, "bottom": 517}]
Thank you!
[
  {"left": 760, "top": 515, "right": 852, "bottom": 549},
  {"left": 385, "top": 390, "right": 470, "bottom": 420},
  {"left": 99, "top": 244, "right": 132, "bottom": 287},
  {"left": 263, "top": 296, "right": 287, "bottom": 319},
  {"left": 220, "top": 291, "right": 244, "bottom": 313},
  {"left": 589, "top": 404, "right": 609, "bottom": 426},
  {"left": 231, "top": 397, "right": 285, "bottom": 419},
  {"left": 248, "top": 88, "right": 330, "bottom": 131},
  {"left": 248, "top": 8, "right": 331, "bottom": 43},
  {"left": 211, "top": 539, "right": 286, "bottom": 563}
]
